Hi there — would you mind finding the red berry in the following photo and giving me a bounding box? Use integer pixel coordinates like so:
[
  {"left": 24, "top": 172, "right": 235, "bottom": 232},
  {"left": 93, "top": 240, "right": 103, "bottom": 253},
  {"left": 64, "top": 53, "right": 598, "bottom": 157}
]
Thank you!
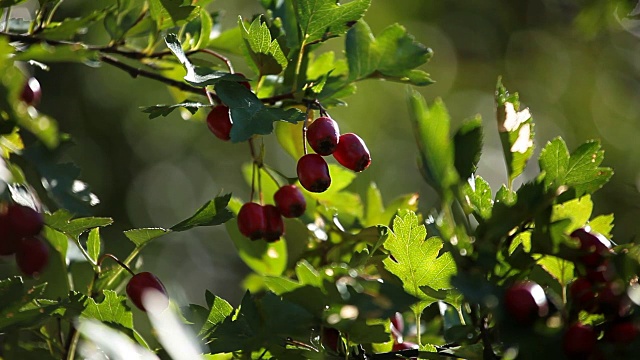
[
  {"left": 126, "top": 272, "right": 169, "bottom": 312},
  {"left": 307, "top": 117, "right": 340, "bottom": 155},
  {"left": 20, "top": 77, "right": 42, "bottom": 106},
  {"left": 0, "top": 215, "right": 18, "bottom": 255},
  {"left": 7, "top": 204, "right": 44, "bottom": 238},
  {"left": 586, "top": 262, "right": 615, "bottom": 284},
  {"left": 596, "top": 281, "right": 629, "bottom": 316},
  {"left": 569, "top": 278, "right": 596, "bottom": 311},
  {"left": 322, "top": 327, "right": 341, "bottom": 352},
  {"left": 392, "top": 341, "right": 418, "bottom": 351},
  {"left": 237, "top": 202, "right": 266, "bottom": 240},
  {"left": 15, "top": 237, "right": 49, "bottom": 277},
  {"left": 206, "top": 105, "right": 232, "bottom": 141},
  {"left": 332, "top": 133, "right": 371, "bottom": 172},
  {"left": 504, "top": 281, "right": 549, "bottom": 325},
  {"left": 234, "top": 72, "right": 251, "bottom": 91},
  {"left": 297, "top": 154, "right": 331, "bottom": 193},
  {"left": 263, "top": 205, "right": 284, "bottom": 242},
  {"left": 391, "top": 312, "right": 405, "bottom": 335},
  {"left": 274, "top": 185, "right": 306, "bottom": 218},
  {"left": 563, "top": 323, "right": 597, "bottom": 359},
  {"left": 604, "top": 321, "right": 638, "bottom": 344},
  {"left": 571, "top": 228, "right": 612, "bottom": 267}
]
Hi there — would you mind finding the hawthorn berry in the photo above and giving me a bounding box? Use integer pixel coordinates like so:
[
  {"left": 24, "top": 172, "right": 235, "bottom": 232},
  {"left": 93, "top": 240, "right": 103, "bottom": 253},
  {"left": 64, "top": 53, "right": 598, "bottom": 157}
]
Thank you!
[
  {"left": 7, "top": 204, "right": 44, "bottom": 238},
  {"left": 206, "top": 105, "right": 232, "bottom": 141},
  {"left": 569, "top": 277, "right": 596, "bottom": 311},
  {"left": 392, "top": 341, "right": 418, "bottom": 351},
  {"left": 274, "top": 185, "right": 306, "bottom": 218},
  {"left": 234, "top": 72, "right": 251, "bottom": 91},
  {"left": 126, "top": 272, "right": 169, "bottom": 312},
  {"left": 307, "top": 117, "right": 340, "bottom": 155},
  {"left": 571, "top": 228, "right": 612, "bottom": 267},
  {"left": 332, "top": 133, "right": 371, "bottom": 172},
  {"left": 0, "top": 215, "right": 18, "bottom": 255},
  {"left": 297, "top": 154, "right": 331, "bottom": 193},
  {"left": 322, "top": 327, "right": 341, "bottom": 352},
  {"left": 604, "top": 320, "right": 638, "bottom": 344},
  {"left": 263, "top": 205, "right": 284, "bottom": 242},
  {"left": 504, "top": 281, "right": 549, "bottom": 325},
  {"left": 15, "top": 237, "right": 49, "bottom": 277},
  {"left": 237, "top": 202, "right": 266, "bottom": 240},
  {"left": 391, "top": 312, "right": 405, "bottom": 336},
  {"left": 596, "top": 281, "right": 630, "bottom": 316},
  {"left": 563, "top": 322, "right": 597, "bottom": 359},
  {"left": 20, "top": 77, "right": 42, "bottom": 106}
]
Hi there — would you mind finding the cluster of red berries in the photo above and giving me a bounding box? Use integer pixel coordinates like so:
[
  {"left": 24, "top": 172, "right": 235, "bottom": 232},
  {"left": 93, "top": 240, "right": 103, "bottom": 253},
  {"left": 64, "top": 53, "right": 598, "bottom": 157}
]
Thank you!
[
  {"left": 126, "top": 271, "right": 169, "bottom": 312},
  {"left": 298, "top": 116, "right": 371, "bottom": 193},
  {"left": 237, "top": 185, "right": 306, "bottom": 242},
  {"left": 502, "top": 227, "right": 637, "bottom": 359},
  {"left": 0, "top": 203, "right": 48, "bottom": 277}
]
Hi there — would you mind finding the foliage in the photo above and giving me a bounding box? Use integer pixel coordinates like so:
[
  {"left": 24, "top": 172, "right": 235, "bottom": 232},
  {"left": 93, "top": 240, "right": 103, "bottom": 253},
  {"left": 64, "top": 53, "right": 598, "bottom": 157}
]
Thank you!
[{"left": 0, "top": 1, "right": 639, "bottom": 360}]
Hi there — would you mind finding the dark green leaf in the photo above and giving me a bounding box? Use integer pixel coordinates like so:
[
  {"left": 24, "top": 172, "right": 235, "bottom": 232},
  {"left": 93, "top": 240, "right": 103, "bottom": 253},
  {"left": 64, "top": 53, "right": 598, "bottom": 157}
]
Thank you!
[
  {"left": 462, "top": 175, "right": 493, "bottom": 221},
  {"left": 171, "top": 193, "right": 233, "bottom": 231},
  {"left": 41, "top": 11, "right": 106, "bottom": 40},
  {"left": 216, "top": 81, "right": 304, "bottom": 142},
  {"left": 197, "top": 292, "right": 234, "bottom": 337},
  {"left": 293, "top": 0, "right": 371, "bottom": 45},
  {"left": 239, "top": 16, "right": 287, "bottom": 75},
  {"left": 149, "top": 0, "right": 198, "bottom": 30},
  {"left": 453, "top": 115, "right": 483, "bottom": 180},
  {"left": 124, "top": 227, "right": 172, "bottom": 247},
  {"left": 140, "top": 101, "right": 211, "bottom": 119},
  {"left": 45, "top": 210, "right": 112, "bottom": 240},
  {"left": 81, "top": 290, "right": 133, "bottom": 329}
]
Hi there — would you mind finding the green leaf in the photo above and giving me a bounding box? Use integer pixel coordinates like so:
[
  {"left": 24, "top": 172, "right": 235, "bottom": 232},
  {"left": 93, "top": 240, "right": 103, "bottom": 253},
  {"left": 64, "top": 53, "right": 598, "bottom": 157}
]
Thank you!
[
  {"left": 295, "top": 260, "right": 322, "bottom": 287},
  {"left": 149, "top": 0, "right": 198, "bottom": 30},
  {"left": 537, "top": 255, "right": 574, "bottom": 288},
  {"left": 263, "top": 276, "right": 303, "bottom": 295},
  {"left": 462, "top": 175, "right": 493, "bottom": 221},
  {"left": 87, "top": 227, "right": 101, "bottom": 264},
  {"left": 551, "top": 195, "right": 593, "bottom": 233},
  {"left": 45, "top": 210, "right": 113, "bottom": 240},
  {"left": 198, "top": 293, "right": 234, "bottom": 337},
  {"left": 0, "top": 278, "right": 56, "bottom": 331},
  {"left": 453, "top": 115, "right": 483, "bottom": 180},
  {"left": 81, "top": 290, "right": 133, "bottom": 329},
  {"left": 41, "top": 11, "right": 106, "bottom": 41},
  {"left": 346, "top": 20, "right": 433, "bottom": 85},
  {"left": 293, "top": 0, "right": 371, "bottom": 45},
  {"left": 14, "top": 44, "right": 98, "bottom": 63},
  {"left": 407, "top": 91, "right": 459, "bottom": 196},
  {"left": 124, "top": 228, "right": 172, "bottom": 247},
  {"left": 275, "top": 119, "right": 306, "bottom": 160},
  {"left": 496, "top": 80, "right": 534, "bottom": 183},
  {"left": 0, "top": 0, "right": 29, "bottom": 6},
  {"left": 383, "top": 211, "right": 457, "bottom": 313},
  {"left": 239, "top": 16, "right": 287, "bottom": 75},
  {"left": 171, "top": 194, "right": 233, "bottom": 231},
  {"left": 539, "top": 137, "right": 570, "bottom": 190},
  {"left": 589, "top": 214, "right": 614, "bottom": 239},
  {"left": 215, "top": 81, "right": 305, "bottom": 142},
  {"left": 140, "top": 101, "right": 211, "bottom": 119}
]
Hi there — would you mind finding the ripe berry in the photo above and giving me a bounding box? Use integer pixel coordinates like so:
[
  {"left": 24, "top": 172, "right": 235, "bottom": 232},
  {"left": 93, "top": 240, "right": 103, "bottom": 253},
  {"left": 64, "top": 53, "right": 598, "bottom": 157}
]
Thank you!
[
  {"left": 569, "top": 277, "right": 596, "bottom": 311},
  {"left": 332, "top": 133, "right": 371, "bottom": 172},
  {"left": 263, "top": 205, "right": 284, "bottom": 242},
  {"left": 7, "top": 204, "right": 44, "bottom": 238},
  {"left": 307, "top": 117, "right": 340, "bottom": 155},
  {"left": 234, "top": 73, "right": 251, "bottom": 91},
  {"left": 274, "top": 185, "right": 306, "bottom": 218},
  {"left": 322, "top": 327, "right": 341, "bottom": 352},
  {"left": 392, "top": 341, "right": 418, "bottom": 351},
  {"left": 504, "top": 281, "right": 549, "bottom": 325},
  {"left": 15, "top": 237, "right": 49, "bottom": 277},
  {"left": 126, "top": 272, "right": 169, "bottom": 312},
  {"left": 391, "top": 312, "right": 405, "bottom": 336},
  {"left": 596, "top": 281, "right": 630, "bottom": 316},
  {"left": 586, "top": 262, "right": 615, "bottom": 284},
  {"left": 563, "top": 323, "right": 597, "bottom": 359},
  {"left": 206, "top": 105, "right": 232, "bottom": 141},
  {"left": 237, "top": 202, "right": 266, "bottom": 240},
  {"left": 0, "top": 215, "right": 18, "bottom": 255},
  {"left": 571, "top": 228, "right": 612, "bottom": 267},
  {"left": 604, "top": 320, "right": 638, "bottom": 344},
  {"left": 297, "top": 154, "right": 331, "bottom": 193},
  {"left": 20, "top": 77, "right": 42, "bottom": 106}
]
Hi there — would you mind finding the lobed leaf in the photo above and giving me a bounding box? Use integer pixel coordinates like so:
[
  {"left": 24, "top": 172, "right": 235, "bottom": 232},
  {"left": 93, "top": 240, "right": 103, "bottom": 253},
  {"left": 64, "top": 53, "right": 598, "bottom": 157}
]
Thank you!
[
  {"left": 171, "top": 193, "right": 233, "bottom": 231},
  {"left": 239, "top": 16, "right": 288, "bottom": 75},
  {"left": 140, "top": 101, "right": 212, "bottom": 119},
  {"left": 124, "top": 227, "right": 172, "bottom": 247},
  {"left": 453, "top": 115, "right": 483, "bottom": 181},
  {"left": 293, "top": 0, "right": 371, "bottom": 45}
]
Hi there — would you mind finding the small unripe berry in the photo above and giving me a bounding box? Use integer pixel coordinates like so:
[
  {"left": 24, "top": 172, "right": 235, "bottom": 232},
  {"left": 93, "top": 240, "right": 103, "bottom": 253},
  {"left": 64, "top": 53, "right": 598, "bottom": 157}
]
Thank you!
[
  {"left": 307, "top": 117, "right": 340, "bottom": 155},
  {"left": 571, "top": 227, "right": 612, "bottom": 267},
  {"left": 206, "top": 105, "right": 232, "bottom": 141},
  {"left": 237, "top": 202, "right": 266, "bottom": 240},
  {"left": 126, "top": 272, "right": 169, "bottom": 312},
  {"left": 333, "top": 133, "right": 371, "bottom": 172},
  {"left": 297, "top": 154, "right": 331, "bottom": 193},
  {"left": 20, "top": 77, "right": 42, "bottom": 106},
  {"left": 563, "top": 323, "right": 597, "bottom": 359},
  {"left": 504, "top": 281, "right": 549, "bottom": 325},
  {"left": 8, "top": 204, "right": 44, "bottom": 238},
  {"left": 263, "top": 205, "right": 284, "bottom": 242},
  {"left": 274, "top": 185, "right": 306, "bottom": 218},
  {"left": 16, "top": 237, "right": 49, "bottom": 277}
]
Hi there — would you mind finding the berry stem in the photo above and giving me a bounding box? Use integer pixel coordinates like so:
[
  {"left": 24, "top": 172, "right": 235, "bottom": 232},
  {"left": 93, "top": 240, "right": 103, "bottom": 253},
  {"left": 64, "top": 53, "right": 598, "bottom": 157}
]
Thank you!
[
  {"left": 98, "top": 253, "right": 136, "bottom": 277},
  {"left": 3, "top": 7, "right": 11, "bottom": 32},
  {"left": 199, "top": 48, "right": 234, "bottom": 73},
  {"left": 302, "top": 105, "right": 313, "bottom": 155}
]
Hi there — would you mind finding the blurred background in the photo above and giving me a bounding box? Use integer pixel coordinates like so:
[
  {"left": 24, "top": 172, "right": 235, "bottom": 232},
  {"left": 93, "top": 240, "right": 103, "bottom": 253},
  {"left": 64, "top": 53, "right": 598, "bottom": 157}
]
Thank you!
[{"left": 12, "top": 0, "right": 640, "bottom": 307}]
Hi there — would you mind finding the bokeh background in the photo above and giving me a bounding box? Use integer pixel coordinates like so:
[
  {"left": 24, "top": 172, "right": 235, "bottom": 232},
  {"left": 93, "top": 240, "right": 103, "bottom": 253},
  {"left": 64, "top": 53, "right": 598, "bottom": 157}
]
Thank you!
[{"left": 17, "top": 0, "right": 640, "bottom": 306}]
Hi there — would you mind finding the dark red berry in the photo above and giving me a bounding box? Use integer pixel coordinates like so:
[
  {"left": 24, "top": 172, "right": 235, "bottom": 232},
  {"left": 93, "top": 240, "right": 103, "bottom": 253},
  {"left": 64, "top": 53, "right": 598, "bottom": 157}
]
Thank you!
[
  {"left": 392, "top": 341, "right": 418, "bottom": 351},
  {"left": 7, "top": 204, "right": 44, "bottom": 238},
  {"left": 571, "top": 228, "right": 612, "bottom": 267},
  {"left": 297, "top": 154, "right": 331, "bottom": 193},
  {"left": 307, "top": 117, "right": 340, "bottom": 155},
  {"left": 0, "top": 215, "right": 18, "bottom": 255},
  {"left": 604, "top": 321, "right": 638, "bottom": 344},
  {"left": 504, "top": 281, "right": 549, "bottom": 325},
  {"left": 206, "top": 105, "right": 232, "bottom": 141},
  {"left": 274, "top": 185, "right": 306, "bottom": 218},
  {"left": 587, "top": 261, "right": 615, "bottom": 284},
  {"left": 20, "top": 77, "right": 42, "bottom": 106},
  {"left": 391, "top": 312, "right": 405, "bottom": 335},
  {"left": 126, "top": 272, "right": 169, "bottom": 312},
  {"left": 596, "top": 281, "right": 629, "bottom": 316},
  {"left": 563, "top": 323, "right": 597, "bottom": 359},
  {"left": 322, "top": 327, "right": 341, "bottom": 352},
  {"left": 234, "top": 73, "right": 251, "bottom": 91},
  {"left": 569, "top": 278, "right": 596, "bottom": 311},
  {"left": 263, "top": 205, "right": 284, "bottom": 242},
  {"left": 333, "top": 133, "right": 371, "bottom": 172},
  {"left": 15, "top": 237, "right": 49, "bottom": 277},
  {"left": 237, "top": 202, "right": 266, "bottom": 240}
]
